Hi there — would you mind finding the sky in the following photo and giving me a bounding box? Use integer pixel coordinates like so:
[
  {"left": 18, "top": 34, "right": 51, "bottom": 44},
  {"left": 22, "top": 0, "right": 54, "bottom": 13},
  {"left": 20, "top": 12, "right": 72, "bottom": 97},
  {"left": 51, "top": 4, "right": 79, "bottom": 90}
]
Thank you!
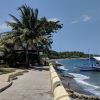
[{"left": 0, "top": 0, "right": 100, "bottom": 54}]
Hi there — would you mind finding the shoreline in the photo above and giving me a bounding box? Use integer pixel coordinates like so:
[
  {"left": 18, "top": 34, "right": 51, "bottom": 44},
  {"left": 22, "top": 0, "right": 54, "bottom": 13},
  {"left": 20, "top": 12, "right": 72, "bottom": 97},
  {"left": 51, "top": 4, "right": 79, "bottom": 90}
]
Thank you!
[
  {"left": 53, "top": 59, "right": 100, "bottom": 99},
  {"left": 57, "top": 72, "right": 100, "bottom": 100},
  {"left": 53, "top": 58, "right": 93, "bottom": 95},
  {"left": 59, "top": 73, "right": 93, "bottom": 95},
  {"left": 50, "top": 57, "right": 89, "bottom": 61},
  {"left": 55, "top": 62, "right": 94, "bottom": 96}
]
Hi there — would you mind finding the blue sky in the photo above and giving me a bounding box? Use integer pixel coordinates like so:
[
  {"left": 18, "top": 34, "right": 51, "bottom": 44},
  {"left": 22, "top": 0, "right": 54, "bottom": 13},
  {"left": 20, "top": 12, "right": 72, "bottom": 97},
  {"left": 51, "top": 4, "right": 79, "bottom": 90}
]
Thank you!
[{"left": 0, "top": 0, "right": 100, "bottom": 54}]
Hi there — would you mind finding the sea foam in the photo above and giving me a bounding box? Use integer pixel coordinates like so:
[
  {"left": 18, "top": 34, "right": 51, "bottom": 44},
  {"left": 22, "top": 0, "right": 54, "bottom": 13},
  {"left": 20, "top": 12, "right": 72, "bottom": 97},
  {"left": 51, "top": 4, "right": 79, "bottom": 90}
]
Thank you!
[
  {"left": 58, "top": 66, "right": 68, "bottom": 71},
  {"left": 69, "top": 73, "right": 100, "bottom": 96}
]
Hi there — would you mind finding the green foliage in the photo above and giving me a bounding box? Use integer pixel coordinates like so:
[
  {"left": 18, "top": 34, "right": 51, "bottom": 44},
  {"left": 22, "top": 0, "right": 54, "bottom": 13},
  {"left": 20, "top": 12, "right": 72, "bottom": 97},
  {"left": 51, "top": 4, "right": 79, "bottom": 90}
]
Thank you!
[
  {"left": 0, "top": 4, "right": 62, "bottom": 67},
  {"left": 47, "top": 50, "right": 89, "bottom": 59},
  {"left": 6, "top": 4, "right": 62, "bottom": 49},
  {"left": 0, "top": 68, "right": 15, "bottom": 74}
]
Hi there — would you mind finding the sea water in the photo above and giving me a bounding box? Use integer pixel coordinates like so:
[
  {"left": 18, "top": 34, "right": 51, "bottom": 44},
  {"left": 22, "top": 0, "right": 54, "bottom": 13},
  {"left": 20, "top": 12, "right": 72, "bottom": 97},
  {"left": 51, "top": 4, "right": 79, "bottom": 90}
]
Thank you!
[{"left": 57, "top": 59, "right": 100, "bottom": 96}]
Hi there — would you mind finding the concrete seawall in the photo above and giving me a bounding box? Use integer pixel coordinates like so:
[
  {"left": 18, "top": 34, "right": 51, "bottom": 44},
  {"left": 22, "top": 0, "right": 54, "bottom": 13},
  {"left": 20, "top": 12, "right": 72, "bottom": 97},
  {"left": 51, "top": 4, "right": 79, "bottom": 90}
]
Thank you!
[{"left": 49, "top": 63, "right": 71, "bottom": 100}]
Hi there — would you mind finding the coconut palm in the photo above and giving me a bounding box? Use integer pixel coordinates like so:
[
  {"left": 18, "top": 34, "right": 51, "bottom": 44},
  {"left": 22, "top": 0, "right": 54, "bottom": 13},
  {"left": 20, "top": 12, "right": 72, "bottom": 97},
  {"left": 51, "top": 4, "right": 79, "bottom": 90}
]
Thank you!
[
  {"left": 6, "top": 5, "right": 40, "bottom": 67},
  {"left": 6, "top": 4, "right": 62, "bottom": 67}
]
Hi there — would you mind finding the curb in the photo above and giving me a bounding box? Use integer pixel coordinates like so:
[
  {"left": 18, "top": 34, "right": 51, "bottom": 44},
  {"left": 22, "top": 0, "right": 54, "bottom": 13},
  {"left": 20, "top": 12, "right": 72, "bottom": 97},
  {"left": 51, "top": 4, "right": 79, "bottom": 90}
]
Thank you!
[
  {"left": 0, "top": 82, "right": 13, "bottom": 93},
  {"left": 0, "top": 70, "right": 28, "bottom": 93},
  {"left": 49, "top": 63, "right": 71, "bottom": 100}
]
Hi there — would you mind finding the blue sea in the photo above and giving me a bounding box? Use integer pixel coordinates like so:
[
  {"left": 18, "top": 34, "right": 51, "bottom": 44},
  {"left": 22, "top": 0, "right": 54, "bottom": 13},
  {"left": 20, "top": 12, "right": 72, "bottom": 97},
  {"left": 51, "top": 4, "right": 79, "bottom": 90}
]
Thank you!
[{"left": 57, "top": 58, "right": 100, "bottom": 96}]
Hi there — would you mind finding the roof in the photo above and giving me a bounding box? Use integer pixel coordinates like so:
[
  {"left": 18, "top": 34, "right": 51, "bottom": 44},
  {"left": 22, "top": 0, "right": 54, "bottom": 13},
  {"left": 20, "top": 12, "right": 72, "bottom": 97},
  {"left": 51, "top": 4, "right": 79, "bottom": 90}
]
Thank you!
[{"left": 93, "top": 57, "right": 100, "bottom": 61}]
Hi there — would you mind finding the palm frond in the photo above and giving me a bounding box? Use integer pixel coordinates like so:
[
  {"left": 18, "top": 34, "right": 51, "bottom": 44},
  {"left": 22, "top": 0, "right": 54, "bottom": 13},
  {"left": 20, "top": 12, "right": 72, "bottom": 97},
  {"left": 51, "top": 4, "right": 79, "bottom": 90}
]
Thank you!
[{"left": 9, "top": 14, "right": 22, "bottom": 25}]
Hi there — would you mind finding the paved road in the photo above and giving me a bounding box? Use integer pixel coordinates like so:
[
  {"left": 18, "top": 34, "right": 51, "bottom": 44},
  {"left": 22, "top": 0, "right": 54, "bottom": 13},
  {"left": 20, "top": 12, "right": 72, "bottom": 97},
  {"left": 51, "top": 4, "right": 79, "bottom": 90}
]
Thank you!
[{"left": 0, "top": 66, "right": 52, "bottom": 100}]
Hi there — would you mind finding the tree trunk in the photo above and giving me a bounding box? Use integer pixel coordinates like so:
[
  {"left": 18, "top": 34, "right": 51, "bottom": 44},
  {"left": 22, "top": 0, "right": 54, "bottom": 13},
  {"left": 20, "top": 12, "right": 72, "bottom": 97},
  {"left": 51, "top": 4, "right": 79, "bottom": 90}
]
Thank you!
[
  {"left": 37, "top": 50, "right": 40, "bottom": 65},
  {"left": 25, "top": 44, "right": 29, "bottom": 68}
]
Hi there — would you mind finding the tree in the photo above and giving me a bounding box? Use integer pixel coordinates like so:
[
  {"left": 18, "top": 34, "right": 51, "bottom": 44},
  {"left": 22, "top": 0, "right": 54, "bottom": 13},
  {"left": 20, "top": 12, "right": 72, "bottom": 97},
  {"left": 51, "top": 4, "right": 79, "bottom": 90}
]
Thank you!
[{"left": 6, "top": 4, "right": 62, "bottom": 67}]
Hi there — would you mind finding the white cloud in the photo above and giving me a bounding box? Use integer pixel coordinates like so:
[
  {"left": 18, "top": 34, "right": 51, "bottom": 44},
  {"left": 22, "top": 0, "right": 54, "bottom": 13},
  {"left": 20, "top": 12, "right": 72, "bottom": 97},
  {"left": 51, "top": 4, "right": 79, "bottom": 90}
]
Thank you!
[
  {"left": 48, "top": 18, "right": 59, "bottom": 22},
  {"left": 0, "top": 23, "right": 8, "bottom": 30},
  {"left": 0, "top": 19, "right": 15, "bottom": 32},
  {"left": 0, "top": 23, "right": 11, "bottom": 32},
  {"left": 9, "top": 19, "right": 15, "bottom": 23},
  {"left": 70, "top": 15, "right": 92, "bottom": 25},
  {"left": 71, "top": 20, "right": 79, "bottom": 24},
  {"left": 82, "top": 15, "right": 92, "bottom": 22}
]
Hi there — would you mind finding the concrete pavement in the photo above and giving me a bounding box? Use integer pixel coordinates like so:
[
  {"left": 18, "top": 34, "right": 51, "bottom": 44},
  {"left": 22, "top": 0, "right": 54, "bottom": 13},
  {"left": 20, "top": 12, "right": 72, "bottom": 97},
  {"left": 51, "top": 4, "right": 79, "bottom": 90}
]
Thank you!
[{"left": 0, "top": 66, "right": 52, "bottom": 100}]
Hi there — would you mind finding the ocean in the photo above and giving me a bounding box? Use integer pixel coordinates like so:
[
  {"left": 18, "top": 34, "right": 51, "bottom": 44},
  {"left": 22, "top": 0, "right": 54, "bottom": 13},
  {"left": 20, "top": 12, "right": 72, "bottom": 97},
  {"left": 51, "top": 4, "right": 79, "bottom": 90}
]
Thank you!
[{"left": 57, "top": 58, "right": 100, "bottom": 96}]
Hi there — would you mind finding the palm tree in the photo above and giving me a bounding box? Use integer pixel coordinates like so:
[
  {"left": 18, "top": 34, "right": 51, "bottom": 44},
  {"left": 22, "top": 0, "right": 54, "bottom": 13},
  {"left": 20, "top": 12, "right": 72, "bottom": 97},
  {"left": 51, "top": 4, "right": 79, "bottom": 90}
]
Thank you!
[
  {"left": 6, "top": 4, "right": 62, "bottom": 67},
  {"left": 6, "top": 5, "right": 41, "bottom": 67}
]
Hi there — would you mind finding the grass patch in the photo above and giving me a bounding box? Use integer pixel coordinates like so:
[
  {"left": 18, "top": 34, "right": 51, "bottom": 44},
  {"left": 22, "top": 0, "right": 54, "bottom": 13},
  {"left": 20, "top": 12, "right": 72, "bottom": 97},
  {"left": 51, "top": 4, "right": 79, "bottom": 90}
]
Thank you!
[
  {"left": 0, "top": 68, "right": 15, "bottom": 75},
  {"left": 0, "top": 64, "right": 10, "bottom": 68}
]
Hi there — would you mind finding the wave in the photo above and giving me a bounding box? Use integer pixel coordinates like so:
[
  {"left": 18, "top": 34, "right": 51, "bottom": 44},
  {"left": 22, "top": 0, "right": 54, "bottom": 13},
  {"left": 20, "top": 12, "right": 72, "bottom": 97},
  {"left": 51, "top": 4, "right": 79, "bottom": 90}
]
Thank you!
[
  {"left": 85, "top": 87, "right": 100, "bottom": 96},
  {"left": 58, "top": 66, "right": 68, "bottom": 71},
  {"left": 56, "top": 61, "right": 63, "bottom": 65},
  {"left": 56, "top": 61, "right": 68, "bottom": 71},
  {"left": 56, "top": 61, "right": 59, "bottom": 64},
  {"left": 69, "top": 73, "right": 100, "bottom": 96},
  {"left": 69, "top": 73, "right": 89, "bottom": 80}
]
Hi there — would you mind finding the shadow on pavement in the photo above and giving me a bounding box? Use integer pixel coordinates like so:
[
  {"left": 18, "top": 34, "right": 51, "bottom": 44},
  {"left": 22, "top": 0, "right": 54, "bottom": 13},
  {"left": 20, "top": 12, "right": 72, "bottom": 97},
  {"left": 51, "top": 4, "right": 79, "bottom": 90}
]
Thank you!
[{"left": 31, "top": 66, "right": 49, "bottom": 71}]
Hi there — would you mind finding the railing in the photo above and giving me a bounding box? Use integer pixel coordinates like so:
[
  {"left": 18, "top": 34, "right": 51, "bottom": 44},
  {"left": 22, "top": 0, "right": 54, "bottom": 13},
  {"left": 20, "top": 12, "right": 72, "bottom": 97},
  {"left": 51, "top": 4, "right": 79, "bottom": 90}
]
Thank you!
[{"left": 49, "top": 63, "right": 71, "bottom": 100}]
